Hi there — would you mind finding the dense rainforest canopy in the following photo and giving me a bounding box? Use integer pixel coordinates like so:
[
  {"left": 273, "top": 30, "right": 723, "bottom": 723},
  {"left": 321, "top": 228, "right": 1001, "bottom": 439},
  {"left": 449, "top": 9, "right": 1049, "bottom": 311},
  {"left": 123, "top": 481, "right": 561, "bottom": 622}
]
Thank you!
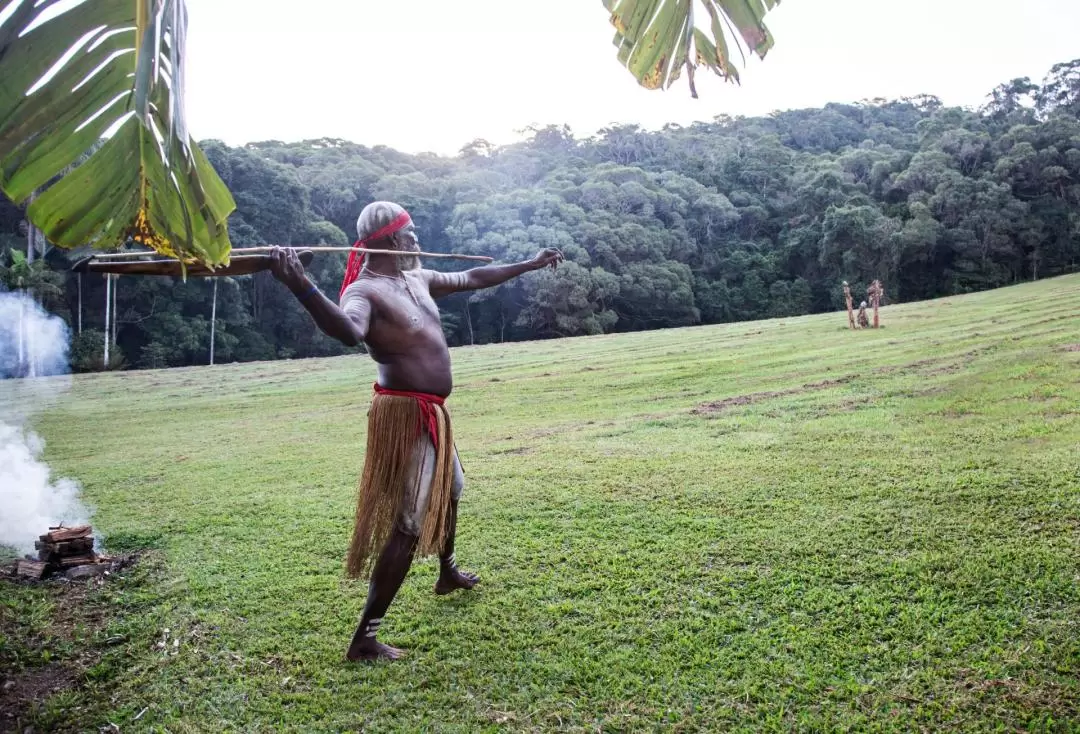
[{"left": 2, "top": 60, "right": 1078, "bottom": 371}]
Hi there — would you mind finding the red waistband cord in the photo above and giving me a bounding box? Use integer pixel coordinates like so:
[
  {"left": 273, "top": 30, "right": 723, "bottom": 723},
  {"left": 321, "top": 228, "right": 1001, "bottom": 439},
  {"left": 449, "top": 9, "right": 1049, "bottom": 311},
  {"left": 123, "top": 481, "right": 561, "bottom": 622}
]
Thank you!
[
  {"left": 339, "top": 211, "right": 413, "bottom": 299},
  {"left": 373, "top": 383, "right": 444, "bottom": 442}
]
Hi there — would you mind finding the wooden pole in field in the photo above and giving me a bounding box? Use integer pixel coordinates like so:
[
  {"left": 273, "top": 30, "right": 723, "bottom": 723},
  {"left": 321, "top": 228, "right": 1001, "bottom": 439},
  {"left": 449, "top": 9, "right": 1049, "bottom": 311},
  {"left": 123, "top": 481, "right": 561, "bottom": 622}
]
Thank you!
[
  {"left": 843, "top": 281, "right": 856, "bottom": 329},
  {"left": 103, "top": 274, "right": 111, "bottom": 368},
  {"left": 868, "top": 280, "right": 884, "bottom": 328}
]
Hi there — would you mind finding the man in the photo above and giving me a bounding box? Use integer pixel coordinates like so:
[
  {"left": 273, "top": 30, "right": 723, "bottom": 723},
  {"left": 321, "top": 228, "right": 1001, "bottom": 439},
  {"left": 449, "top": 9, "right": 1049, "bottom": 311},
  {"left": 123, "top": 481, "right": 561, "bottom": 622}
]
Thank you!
[
  {"left": 857, "top": 300, "right": 870, "bottom": 329},
  {"left": 268, "top": 200, "right": 562, "bottom": 661}
]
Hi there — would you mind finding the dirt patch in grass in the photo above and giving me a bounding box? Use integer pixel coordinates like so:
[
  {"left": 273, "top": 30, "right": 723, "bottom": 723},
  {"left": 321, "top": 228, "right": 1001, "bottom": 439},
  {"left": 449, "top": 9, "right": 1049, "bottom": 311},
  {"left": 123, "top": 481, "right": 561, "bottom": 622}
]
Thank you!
[
  {"left": 922, "top": 362, "right": 964, "bottom": 376},
  {"left": 1010, "top": 327, "right": 1070, "bottom": 341},
  {"left": 524, "top": 425, "right": 572, "bottom": 439},
  {"left": 1021, "top": 313, "right": 1078, "bottom": 329},
  {"left": 492, "top": 446, "right": 533, "bottom": 456},
  {"left": 875, "top": 357, "right": 939, "bottom": 375},
  {"left": 0, "top": 581, "right": 98, "bottom": 730},
  {"left": 692, "top": 377, "right": 853, "bottom": 415},
  {"left": 0, "top": 553, "right": 147, "bottom": 731},
  {"left": 0, "top": 665, "right": 80, "bottom": 730},
  {"left": 877, "top": 348, "right": 992, "bottom": 377},
  {"left": 904, "top": 386, "right": 950, "bottom": 398},
  {"left": 647, "top": 391, "right": 707, "bottom": 403},
  {"left": 1061, "top": 343, "right": 1080, "bottom": 352},
  {"left": 813, "top": 386, "right": 948, "bottom": 415},
  {"left": 949, "top": 668, "right": 1079, "bottom": 720},
  {"left": 814, "top": 396, "right": 876, "bottom": 416}
]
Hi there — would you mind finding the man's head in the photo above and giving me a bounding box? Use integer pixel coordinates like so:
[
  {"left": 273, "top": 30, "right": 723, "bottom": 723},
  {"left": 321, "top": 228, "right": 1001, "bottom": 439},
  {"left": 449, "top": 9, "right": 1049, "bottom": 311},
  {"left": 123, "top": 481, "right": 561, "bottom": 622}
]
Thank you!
[{"left": 357, "top": 201, "right": 419, "bottom": 271}]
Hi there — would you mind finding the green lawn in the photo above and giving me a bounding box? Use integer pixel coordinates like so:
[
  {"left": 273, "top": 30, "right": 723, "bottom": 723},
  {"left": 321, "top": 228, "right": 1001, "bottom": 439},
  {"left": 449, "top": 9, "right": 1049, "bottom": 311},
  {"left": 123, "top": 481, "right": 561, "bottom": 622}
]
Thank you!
[{"left": 3, "top": 275, "right": 1079, "bottom": 732}]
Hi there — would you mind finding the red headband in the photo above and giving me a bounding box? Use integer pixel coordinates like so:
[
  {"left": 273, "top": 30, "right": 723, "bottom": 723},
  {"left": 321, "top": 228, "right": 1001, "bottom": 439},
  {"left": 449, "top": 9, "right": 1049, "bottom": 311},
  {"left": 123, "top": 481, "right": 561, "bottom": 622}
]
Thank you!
[{"left": 339, "top": 211, "right": 412, "bottom": 299}]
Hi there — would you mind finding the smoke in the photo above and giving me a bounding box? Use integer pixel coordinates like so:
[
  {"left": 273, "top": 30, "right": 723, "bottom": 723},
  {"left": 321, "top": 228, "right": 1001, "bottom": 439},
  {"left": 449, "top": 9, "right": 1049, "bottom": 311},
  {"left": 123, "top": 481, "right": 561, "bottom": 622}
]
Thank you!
[
  {"left": 0, "top": 287, "right": 71, "bottom": 381},
  {"left": 0, "top": 289, "right": 90, "bottom": 557},
  {"left": 0, "top": 422, "right": 89, "bottom": 556}
]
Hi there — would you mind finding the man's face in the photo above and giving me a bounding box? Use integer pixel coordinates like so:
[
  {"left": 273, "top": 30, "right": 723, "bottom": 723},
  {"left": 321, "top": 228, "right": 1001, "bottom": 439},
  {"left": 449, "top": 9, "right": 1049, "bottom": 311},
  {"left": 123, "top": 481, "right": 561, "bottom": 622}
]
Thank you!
[{"left": 392, "top": 221, "right": 420, "bottom": 271}]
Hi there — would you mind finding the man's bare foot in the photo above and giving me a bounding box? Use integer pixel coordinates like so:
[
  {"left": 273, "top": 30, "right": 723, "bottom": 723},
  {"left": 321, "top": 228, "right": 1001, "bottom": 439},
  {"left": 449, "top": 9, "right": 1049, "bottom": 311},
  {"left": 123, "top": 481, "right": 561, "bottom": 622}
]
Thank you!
[
  {"left": 435, "top": 567, "right": 480, "bottom": 595},
  {"left": 346, "top": 636, "right": 406, "bottom": 662}
]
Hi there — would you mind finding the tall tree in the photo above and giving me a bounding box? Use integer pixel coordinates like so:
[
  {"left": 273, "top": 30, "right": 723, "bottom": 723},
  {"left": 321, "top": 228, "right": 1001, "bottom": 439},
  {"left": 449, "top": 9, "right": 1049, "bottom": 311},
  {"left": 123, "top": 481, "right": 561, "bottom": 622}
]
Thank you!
[{"left": 3, "top": 57, "right": 1080, "bottom": 369}]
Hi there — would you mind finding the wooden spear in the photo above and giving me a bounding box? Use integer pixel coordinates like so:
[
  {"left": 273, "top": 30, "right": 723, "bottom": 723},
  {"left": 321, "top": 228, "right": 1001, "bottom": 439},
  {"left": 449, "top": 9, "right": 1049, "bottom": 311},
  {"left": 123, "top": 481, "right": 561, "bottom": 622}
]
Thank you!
[{"left": 89, "top": 246, "right": 494, "bottom": 263}]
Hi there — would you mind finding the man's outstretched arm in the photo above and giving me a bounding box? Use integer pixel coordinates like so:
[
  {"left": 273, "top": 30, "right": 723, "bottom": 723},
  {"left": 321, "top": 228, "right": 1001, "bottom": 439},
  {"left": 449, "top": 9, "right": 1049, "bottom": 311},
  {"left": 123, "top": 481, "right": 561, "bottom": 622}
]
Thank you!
[
  {"left": 427, "top": 248, "right": 564, "bottom": 298},
  {"left": 268, "top": 247, "right": 369, "bottom": 347}
]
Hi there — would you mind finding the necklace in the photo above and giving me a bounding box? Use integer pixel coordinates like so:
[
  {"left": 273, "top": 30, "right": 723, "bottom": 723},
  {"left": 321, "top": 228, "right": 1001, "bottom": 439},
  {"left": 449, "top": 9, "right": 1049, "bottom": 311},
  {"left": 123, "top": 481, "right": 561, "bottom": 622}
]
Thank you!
[{"left": 360, "top": 269, "right": 421, "bottom": 307}]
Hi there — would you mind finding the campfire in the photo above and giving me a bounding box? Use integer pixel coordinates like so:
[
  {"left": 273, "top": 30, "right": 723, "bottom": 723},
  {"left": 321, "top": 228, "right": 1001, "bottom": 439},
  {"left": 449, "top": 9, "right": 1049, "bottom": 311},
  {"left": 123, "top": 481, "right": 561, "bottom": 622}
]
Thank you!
[{"left": 12, "top": 525, "right": 113, "bottom": 581}]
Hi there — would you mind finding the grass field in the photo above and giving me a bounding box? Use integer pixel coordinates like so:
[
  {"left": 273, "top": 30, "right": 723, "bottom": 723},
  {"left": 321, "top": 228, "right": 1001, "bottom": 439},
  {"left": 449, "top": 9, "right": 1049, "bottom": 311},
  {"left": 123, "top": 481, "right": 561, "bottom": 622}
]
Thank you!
[{"left": 2, "top": 275, "right": 1079, "bottom": 732}]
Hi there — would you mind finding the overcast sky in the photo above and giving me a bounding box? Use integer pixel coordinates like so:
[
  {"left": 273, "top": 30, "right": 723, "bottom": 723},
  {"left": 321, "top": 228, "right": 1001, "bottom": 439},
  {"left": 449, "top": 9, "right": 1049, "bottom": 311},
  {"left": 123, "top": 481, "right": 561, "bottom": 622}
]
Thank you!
[{"left": 183, "top": 0, "right": 1080, "bottom": 156}]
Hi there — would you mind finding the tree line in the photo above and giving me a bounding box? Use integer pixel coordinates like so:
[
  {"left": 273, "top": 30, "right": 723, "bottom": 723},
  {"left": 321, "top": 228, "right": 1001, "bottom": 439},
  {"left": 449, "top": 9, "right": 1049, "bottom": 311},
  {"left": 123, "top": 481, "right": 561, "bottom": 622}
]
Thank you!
[{"left": 2, "top": 59, "right": 1078, "bottom": 371}]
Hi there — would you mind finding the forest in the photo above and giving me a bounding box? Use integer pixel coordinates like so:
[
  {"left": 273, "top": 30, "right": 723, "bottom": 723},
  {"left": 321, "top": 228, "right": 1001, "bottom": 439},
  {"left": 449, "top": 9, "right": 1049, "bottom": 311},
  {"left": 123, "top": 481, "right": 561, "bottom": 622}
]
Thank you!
[{"left": 2, "top": 59, "right": 1078, "bottom": 371}]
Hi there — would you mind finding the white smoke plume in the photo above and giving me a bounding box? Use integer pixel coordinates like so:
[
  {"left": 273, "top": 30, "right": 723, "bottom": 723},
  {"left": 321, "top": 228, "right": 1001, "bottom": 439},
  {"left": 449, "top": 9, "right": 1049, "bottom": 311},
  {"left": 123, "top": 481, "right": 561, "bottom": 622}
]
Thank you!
[{"left": 0, "top": 289, "right": 91, "bottom": 557}]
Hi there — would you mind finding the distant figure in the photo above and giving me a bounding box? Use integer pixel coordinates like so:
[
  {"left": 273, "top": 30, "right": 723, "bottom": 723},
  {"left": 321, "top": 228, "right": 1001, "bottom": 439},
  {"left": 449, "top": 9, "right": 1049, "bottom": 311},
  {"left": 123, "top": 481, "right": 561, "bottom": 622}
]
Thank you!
[
  {"left": 268, "top": 201, "right": 563, "bottom": 661},
  {"left": 857, "top": 300, "right": 870, "bottom": 329}
]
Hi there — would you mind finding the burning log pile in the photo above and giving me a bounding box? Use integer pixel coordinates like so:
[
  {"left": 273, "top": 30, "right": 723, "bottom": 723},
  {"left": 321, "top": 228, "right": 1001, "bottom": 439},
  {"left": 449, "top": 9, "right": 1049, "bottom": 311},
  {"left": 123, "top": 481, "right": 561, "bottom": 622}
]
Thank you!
[{"left": 12, "top": 525, "right": 113, "bottom": 581}]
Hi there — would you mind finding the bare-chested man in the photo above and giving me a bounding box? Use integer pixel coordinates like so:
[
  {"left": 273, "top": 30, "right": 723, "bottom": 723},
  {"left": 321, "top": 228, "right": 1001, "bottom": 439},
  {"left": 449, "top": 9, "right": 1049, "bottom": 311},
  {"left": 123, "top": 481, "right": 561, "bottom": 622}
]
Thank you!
[{"left": 268, "top": 200, "right": 562, "bottom": 661}]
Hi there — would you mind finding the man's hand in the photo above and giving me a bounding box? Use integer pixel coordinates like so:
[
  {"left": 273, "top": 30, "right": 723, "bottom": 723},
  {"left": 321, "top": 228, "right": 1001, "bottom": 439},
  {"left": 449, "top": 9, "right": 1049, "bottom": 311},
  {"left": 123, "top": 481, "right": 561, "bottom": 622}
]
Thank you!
[
  {"left": 268, "top": 246, "right": 308, "bottom": 291},
  {"left": 267, "top": 245, "right": 368, "bottom": 347},
  {"left": 530, "top": 248, "right": 564, "bottom": 271}
]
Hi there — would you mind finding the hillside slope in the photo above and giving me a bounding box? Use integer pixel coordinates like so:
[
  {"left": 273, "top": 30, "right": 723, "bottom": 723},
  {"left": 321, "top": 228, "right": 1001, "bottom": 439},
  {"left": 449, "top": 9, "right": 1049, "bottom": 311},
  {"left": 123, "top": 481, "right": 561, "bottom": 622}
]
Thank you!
[{"left": 6, "top": 274, "right": 1079, "bottom": 731}]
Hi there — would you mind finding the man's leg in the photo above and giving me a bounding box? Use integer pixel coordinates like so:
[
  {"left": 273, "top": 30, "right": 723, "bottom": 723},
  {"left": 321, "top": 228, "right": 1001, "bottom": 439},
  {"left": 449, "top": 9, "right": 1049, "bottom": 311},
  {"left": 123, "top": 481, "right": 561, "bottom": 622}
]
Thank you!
[
  {"left": 346, "top": 529, "right": 417, "bottom": 661},
  {"left": 436, "top": 450, "right": 480, "bottom": 595},
  {"left": 346, "top": 436, "right": 431, "bottom": 662}
]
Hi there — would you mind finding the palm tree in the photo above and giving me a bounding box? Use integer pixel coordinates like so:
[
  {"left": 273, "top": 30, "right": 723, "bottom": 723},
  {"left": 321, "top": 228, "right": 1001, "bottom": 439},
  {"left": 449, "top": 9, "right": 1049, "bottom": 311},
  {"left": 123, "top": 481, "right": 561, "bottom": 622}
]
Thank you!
[
  {"left": 0, "top": 0, "right": 779, "bottom": 266},
  {"left": 0, "top": 249, "right": 64, "bottom": 303}
]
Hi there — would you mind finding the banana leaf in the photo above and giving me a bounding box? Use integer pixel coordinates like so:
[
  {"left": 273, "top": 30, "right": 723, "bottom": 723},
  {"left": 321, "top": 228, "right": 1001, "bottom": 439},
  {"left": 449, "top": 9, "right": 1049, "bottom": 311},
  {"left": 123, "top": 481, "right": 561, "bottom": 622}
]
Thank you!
[
  {"left": 605, "top": 0, "right": 780, "bottom": 97},
  {"left": 0, "top": 0, "right": 235, "bottom": 267}
]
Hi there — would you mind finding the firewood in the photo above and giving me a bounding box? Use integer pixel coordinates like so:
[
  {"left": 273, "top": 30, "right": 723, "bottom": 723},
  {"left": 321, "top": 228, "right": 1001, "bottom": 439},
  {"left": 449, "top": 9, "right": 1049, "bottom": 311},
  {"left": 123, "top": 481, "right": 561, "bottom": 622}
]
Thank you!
[
  {"left": 59, "top": 554, "right": 97, "bottom": 568},
  {"left": 15, "top": 560, "right": 48, "bottom": 579},
  {"left": 45, "top": 525, "right": 92, "bottom": 542},
  {"left": 50, "top": 538, "right": 95, "bottom": 555},
  {"left": 37, "top": 539, "right": 95, "bottom": 562}
]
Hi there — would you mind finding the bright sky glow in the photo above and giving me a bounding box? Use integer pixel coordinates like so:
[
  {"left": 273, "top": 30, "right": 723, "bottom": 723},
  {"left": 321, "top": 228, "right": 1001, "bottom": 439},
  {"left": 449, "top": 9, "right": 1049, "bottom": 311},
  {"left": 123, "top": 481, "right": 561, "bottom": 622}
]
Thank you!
[{"left": 182, "top": 0, "right": 1080, "bottom": 155}]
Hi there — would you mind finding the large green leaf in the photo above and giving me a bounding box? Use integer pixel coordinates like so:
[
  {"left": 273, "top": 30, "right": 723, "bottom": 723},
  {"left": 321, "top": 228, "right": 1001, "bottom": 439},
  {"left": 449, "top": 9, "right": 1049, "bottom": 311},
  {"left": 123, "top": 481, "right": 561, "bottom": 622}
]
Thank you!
[
  {"left": 605, "top": 0, "right": 780, "bottom": 97},
  {"left": 0, "top": 0, "right": 235, "bottom": 265}
]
